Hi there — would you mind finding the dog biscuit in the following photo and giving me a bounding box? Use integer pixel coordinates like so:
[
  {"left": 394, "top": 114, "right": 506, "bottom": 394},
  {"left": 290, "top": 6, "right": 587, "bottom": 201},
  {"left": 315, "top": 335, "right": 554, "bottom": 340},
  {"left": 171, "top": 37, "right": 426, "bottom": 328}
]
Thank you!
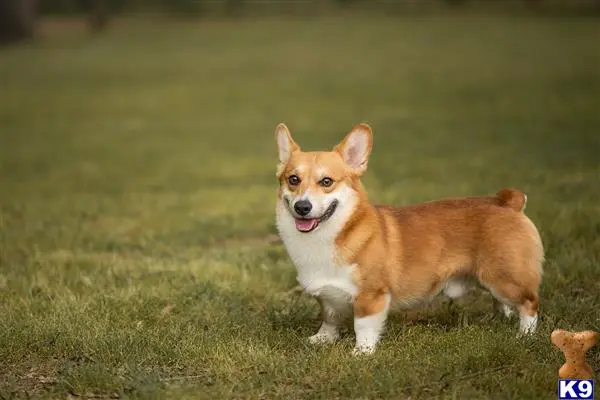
[{"left": 551, "top": 329, "right": 598, "bottom": 379}]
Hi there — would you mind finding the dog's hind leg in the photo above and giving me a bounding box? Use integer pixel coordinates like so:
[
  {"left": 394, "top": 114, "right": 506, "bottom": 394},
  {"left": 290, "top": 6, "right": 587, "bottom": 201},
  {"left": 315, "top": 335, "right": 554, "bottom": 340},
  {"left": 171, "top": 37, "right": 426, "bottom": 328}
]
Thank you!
[
  {"left": 479, "top": 272, "right": 540, "bottom": 335},
  {"left": 493, "top": 298, "right": 514, "bottom": 318}
]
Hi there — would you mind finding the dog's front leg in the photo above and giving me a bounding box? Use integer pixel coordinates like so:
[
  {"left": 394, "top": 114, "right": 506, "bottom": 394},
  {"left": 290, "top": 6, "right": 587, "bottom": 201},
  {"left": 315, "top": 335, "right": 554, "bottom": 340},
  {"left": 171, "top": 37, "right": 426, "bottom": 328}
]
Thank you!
[
  {"left": 352, "top": 291, "right": 391, "bottom": 355},
  {"left": 308, "top": 297, "right": 348, "bottom": 345}
]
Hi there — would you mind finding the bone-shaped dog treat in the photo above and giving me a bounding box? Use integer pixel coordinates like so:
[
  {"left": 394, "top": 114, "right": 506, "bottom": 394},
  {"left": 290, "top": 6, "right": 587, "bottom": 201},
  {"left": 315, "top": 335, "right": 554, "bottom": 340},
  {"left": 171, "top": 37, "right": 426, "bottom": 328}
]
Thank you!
[{"left": 551, "top": 329, "right": 598, "bottom": 379}]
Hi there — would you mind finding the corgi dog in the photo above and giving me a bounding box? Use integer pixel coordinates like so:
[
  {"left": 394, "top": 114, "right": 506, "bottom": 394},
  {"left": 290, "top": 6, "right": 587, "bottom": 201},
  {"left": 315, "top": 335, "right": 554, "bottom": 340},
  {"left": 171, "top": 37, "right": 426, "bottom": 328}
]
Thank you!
[{"left": 274, "top": 123, "right": 544, "bottom": 354}]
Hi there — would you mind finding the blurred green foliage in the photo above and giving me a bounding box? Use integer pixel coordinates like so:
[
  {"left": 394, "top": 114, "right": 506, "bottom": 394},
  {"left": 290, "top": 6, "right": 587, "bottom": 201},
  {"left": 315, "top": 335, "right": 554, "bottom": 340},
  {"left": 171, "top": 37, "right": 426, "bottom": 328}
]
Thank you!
[
  {"left": 39, "top": 0, "right": 203, "bottom": 15},
  {"left": 37, "top": 0, "right": 600, "bottom": 16}
]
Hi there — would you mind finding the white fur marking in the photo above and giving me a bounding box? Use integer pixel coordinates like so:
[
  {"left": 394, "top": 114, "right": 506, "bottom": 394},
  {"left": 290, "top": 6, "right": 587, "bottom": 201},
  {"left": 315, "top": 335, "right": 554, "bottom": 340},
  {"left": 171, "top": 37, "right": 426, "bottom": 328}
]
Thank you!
[
  {"left": 443, "top": 278, "right": 471, "bottom": 299},
  {"left": 315, "top": 167, "right": 327, "bottom": 180},
  {"left": 500, "top": 303, "right": 514, "bottom": 318},
  {"left": 308, "top": 322, "right": 340, "bottom": 344},
  {"left": 519, "top": 313, "right": 537, "bottom": 335},
  {"left": 277, "top": 183, "right": 359, "bottom": 325},
  {"left": 353, "top": 293, "right": 391, "bottom": 355}
]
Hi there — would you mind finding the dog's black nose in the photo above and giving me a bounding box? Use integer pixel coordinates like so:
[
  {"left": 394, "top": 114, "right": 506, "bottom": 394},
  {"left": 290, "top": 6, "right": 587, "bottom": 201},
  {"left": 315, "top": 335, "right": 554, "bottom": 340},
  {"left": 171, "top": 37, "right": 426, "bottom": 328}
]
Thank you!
[{"left": 294, "top": 200, "right": 312, "bottom": 216}]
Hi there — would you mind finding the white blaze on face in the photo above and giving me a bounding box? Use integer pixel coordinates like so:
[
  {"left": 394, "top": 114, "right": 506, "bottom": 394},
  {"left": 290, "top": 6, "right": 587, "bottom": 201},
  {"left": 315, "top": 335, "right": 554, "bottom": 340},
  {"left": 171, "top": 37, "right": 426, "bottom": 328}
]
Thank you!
[
  {"left": 280, "top": 164, "right": 341, "bottom": 221},
  {"left": 296, "top": 188, "right": 335, "bottom": 220},
  {"left": 278, "top": 182, "right": 358, "bottom": 234},
  {"left": 315, "top": 167, "right": 328, "bottom": 179}
]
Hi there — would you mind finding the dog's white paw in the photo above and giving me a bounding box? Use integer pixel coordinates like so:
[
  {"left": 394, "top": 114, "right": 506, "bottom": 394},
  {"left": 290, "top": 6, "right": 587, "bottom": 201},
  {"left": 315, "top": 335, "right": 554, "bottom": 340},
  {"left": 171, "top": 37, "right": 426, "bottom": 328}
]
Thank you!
[
  {"left": 352, "top": 344, "right": 375, "bottom": 356},
  {"left": 308, "top": 332, "right": 339, "bottom": 345},
  {"left": 518, "top": 314, "right": 538, "bottom": 336}
]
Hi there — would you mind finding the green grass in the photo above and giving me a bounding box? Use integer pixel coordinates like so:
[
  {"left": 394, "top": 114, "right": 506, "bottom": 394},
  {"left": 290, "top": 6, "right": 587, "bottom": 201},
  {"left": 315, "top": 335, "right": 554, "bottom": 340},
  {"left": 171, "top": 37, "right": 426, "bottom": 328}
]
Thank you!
[{"left": 1, "top": 13, "right": 600, "bottom": 399}]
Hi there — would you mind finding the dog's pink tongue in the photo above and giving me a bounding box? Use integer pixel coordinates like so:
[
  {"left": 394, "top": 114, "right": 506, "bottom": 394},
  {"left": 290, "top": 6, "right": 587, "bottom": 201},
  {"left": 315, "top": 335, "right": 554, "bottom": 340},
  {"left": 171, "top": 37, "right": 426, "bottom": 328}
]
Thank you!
[{"left": 295, "top": 218, "right": 318, "bottom": 232}]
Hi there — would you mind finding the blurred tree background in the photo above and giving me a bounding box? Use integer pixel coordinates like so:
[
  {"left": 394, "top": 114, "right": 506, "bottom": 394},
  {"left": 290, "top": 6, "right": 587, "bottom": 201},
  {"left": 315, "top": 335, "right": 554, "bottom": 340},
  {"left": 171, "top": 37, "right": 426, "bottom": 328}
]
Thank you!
[{"left": 1, "top": 0, "right": 599, "bottom": 45}]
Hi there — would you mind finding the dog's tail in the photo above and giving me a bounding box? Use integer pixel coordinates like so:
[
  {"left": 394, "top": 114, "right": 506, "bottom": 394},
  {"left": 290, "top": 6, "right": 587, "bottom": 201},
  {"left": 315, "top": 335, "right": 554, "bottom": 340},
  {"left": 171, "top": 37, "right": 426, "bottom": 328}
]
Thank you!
[{"left": 495, "top": 188, "right": 527, "bottom": 212}]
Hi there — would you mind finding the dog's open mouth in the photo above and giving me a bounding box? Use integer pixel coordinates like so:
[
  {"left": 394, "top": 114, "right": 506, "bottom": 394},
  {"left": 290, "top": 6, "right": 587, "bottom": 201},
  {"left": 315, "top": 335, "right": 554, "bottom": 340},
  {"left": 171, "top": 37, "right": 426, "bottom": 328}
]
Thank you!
[
  {"left": 295, "top": 218, "right": 319, "bottom": 232},
  {"left": 294, "top": 200, "right": 338, "bottom": 233}
]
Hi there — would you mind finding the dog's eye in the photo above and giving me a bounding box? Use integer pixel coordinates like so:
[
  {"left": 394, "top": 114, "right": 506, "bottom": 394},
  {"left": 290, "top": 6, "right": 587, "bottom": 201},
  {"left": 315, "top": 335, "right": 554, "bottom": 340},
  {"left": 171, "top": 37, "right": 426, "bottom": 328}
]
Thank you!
[
  {"left": 319, "top": 177, "right": 334, "bottom": 187},
  {"left": 288, "top": 175, "right": 301, "bottom": 186}
]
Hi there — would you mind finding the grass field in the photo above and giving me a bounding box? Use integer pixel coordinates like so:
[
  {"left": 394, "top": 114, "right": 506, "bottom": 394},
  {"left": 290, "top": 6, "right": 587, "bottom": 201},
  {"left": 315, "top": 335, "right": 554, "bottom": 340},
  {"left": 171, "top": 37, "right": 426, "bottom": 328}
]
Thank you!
[{"left": 1, "top": 13, "right": 600, "bottom": 399}]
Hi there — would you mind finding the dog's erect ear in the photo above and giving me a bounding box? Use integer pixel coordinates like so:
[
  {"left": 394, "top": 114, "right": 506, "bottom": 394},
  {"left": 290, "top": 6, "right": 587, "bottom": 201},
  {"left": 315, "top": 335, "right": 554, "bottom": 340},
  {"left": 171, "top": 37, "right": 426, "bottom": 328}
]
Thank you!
[
  {"left": 275, "top": 123, "right": 300, "bottom": 177},
  {"left": 334, "top": 123, "right": 373, "bottom": 175}
]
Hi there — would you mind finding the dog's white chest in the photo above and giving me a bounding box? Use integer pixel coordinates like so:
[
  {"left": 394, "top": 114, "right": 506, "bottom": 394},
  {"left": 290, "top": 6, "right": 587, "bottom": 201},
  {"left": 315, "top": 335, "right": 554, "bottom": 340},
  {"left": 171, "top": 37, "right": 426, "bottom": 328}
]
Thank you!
[
  {"left": 288, "top": 240, "right": 357, "bottom": 299},
  {"left": 276, "top": 205, "right": 358, "bottom": 301}
]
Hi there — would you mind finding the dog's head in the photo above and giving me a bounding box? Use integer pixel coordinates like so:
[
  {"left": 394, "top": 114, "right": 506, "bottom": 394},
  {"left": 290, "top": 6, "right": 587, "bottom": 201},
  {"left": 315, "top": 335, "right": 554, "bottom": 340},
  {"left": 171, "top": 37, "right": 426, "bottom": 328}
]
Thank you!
[{"left": 275, "top": 123, "right": 373, "bottom": 233}]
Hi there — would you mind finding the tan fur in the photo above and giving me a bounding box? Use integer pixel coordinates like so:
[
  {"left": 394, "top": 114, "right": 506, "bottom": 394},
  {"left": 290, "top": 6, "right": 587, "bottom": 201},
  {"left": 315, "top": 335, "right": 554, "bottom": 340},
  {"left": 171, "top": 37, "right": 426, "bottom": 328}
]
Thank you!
[
  {"left": 339, "top": 190, "right": 543, "bottom": 317},
  {"left": 278, "top": 151, "right": 351, "bottom": 198},
  {"left": 276, "top": 123, "right": 544, "bottom": 339}
]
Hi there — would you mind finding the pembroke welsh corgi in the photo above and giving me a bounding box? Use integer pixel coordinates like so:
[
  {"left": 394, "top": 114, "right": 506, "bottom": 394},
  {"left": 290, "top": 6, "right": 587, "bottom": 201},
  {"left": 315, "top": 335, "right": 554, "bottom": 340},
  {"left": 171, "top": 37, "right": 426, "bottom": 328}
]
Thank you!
[{"left": 275, "top": 123, "right": 544, "bottom": 354}]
